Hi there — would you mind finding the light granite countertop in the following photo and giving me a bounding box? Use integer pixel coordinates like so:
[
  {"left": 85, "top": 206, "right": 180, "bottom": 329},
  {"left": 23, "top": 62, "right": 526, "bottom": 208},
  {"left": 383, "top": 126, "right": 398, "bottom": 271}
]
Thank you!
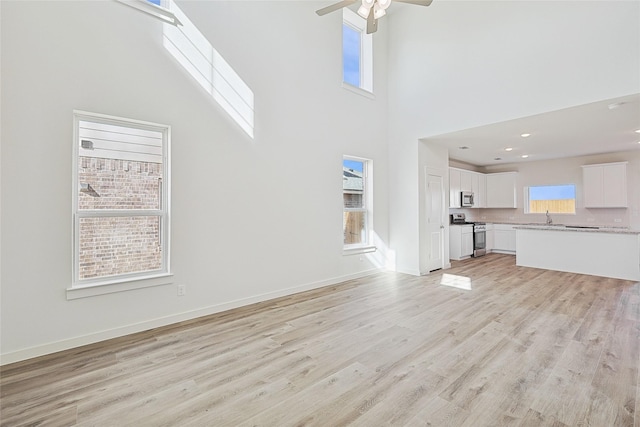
[{"left": 513, "top": 224, "right": 640, "bottom": 235}]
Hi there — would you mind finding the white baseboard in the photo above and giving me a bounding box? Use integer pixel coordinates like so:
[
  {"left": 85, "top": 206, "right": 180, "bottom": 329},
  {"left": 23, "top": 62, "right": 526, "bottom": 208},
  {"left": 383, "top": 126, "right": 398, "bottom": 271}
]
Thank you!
[{"left": 0, "top": 268, "right": 384, "bottom": 366}]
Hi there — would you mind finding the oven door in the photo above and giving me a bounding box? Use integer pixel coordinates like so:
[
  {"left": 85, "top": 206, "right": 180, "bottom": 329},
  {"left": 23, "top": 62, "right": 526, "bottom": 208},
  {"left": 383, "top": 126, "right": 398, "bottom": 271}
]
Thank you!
[{"left": 473, "top": 229, "right": 486, "bottom": 257}]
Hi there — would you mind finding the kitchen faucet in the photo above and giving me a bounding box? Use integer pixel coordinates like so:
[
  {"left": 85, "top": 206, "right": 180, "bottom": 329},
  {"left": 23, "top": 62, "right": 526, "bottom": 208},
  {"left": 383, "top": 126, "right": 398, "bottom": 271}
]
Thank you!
[{"left": 546, "top": 210, "right": 553, "bottom": 225}]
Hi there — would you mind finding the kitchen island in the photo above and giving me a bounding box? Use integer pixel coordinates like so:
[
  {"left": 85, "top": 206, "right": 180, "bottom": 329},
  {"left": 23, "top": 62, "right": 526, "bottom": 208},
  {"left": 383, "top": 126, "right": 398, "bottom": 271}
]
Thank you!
[{"left": 515, "top": 225, "right": 640, "bottom": 281}]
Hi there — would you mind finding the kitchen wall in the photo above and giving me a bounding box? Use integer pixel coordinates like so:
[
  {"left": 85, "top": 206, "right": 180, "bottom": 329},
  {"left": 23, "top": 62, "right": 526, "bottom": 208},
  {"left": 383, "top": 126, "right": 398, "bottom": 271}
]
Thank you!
[
  {"left": 453, "top": 150, "right": 640, "bottom": 229},
  {"left": 0, "top": 1, "right": 390, "bottom": 363},
  {"left": 387, "top": 0, "right": 639, "bottom": 274}
]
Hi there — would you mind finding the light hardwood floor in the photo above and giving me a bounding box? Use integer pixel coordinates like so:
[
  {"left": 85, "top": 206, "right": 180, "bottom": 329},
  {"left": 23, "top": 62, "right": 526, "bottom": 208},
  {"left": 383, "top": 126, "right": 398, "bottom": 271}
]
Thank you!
[{"left": 1, "top": 253, "right": 639, "bottom": 426}]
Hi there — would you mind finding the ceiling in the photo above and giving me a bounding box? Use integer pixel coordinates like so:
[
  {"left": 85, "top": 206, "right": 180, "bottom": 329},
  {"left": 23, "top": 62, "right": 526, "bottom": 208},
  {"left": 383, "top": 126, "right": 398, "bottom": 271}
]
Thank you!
[{"left": 425, "top": 93, "right": 640, "bottom": 167}]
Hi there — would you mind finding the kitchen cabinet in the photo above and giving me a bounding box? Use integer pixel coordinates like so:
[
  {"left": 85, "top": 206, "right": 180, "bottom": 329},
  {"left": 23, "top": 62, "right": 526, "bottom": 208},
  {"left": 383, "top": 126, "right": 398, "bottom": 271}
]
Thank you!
[
  {"left": 485, "top": 224, "right": 494, "bottom": 252},
  {"left": 492, "top": 224, "right": 516, "bottom": 254},
  {"left": 449, "top": 168, "right": 461, "bottom": 208},
  {"left": 582, "top": 162, "right": 627, "bottom": 208},
  {"left": 473, "top": 173, "right": 486, "bottom": 208},
  {"left": 460, "top": 170, "right": 473, "bottom": 193},
  {"left": 486, "top": 172, "right": 518, "bottom": 208},
  {"left": 449, "top": 224, "right": 473, "bottom": 260},
  {"left": 450, "top": 168, "right": 485, "bottom": 208}
]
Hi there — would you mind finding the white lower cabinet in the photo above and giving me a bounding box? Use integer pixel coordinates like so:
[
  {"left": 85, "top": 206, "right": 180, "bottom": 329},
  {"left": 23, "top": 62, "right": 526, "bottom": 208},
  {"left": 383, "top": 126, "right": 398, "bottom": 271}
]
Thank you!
[
  {"left": 485, "top": 224, "right": 494, "bottom": 252},
  {"left": 450, "top": 224, "right": 474, "bottom": 260},
  {"left": 492, "top": 224, "right": 516, "bottom": 254}
]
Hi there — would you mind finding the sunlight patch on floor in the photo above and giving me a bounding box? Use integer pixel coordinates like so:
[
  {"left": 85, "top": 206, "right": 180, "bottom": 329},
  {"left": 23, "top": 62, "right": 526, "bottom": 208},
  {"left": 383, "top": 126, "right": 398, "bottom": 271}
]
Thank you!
[{"left": 439, "top": 273, "right": 472, "bottom": 290}]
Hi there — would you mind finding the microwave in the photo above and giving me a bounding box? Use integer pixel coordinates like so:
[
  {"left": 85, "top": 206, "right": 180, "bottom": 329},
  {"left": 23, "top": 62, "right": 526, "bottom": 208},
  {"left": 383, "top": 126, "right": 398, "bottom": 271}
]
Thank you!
[{"left": 461, "top": 191, "right": 474, "bottom": 207}]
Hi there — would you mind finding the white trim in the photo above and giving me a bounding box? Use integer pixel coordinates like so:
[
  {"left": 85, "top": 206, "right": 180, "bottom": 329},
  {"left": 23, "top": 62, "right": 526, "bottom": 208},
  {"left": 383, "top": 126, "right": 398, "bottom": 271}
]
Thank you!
[
  {"left": 342, "top": 8, "right": 373, "bottom": 94},
  {"left": 343, "top": 245, "right": 377, "bottom": 256},
  {"left": 66, "top": 273, "right": 174, "bottom": 300},
  {"left": 1, "top": 268, "right": 384, "bottom": 366},
  {"left": 72, "top": 111, "right": 171, "bottom": 290},
  {"left": 115, "top": 0, "right": 182, "bottom": 26},
  {"left": 341, "top": 82, "right": 376, "bottom": 99}
]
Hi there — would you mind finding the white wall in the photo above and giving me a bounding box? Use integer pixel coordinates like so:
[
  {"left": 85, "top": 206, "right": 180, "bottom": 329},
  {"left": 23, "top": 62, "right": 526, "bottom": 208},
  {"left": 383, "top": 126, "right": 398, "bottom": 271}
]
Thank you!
[
  {"left": 387, "top": 0, "right": 640, "bottom": 274},
  {"left": 457, "top": 150, "right": 640, "bottom": 230},
  {"left": 0, "top": 1, "right": 390, "bottom": 363}
]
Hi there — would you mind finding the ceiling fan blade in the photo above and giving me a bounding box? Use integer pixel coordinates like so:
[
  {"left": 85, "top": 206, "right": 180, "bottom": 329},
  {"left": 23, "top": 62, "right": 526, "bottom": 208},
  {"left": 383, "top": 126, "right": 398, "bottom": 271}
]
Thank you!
[
  {"left": 366, "top": 8, "right": 378, "bottom": 33},
  {"left": 393, "top": 0, "right": 433, "bottom": 6},
  {"left": 316, "top": 0, "right": 357, "bottom": 16}
]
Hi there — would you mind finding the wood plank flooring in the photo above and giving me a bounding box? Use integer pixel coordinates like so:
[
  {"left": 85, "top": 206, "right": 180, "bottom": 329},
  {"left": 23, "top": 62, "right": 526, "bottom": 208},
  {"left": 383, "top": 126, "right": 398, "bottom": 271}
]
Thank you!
[{"left": 1, "top": 253, "right": 639, "bottom": 426}]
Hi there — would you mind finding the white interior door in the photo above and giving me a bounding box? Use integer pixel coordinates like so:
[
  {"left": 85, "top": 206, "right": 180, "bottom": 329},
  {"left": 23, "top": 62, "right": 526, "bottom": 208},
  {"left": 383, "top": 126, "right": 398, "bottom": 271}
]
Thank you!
[{"left": 426, "top": 173, "right": 445, "bottom": 271}]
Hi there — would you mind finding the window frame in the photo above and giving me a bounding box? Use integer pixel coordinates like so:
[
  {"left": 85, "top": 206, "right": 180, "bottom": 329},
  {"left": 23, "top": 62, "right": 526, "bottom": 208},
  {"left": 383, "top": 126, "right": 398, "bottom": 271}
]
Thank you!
[
  {"left": 523, "top": 183, "right": 577, "bottom": 215},
  {"left": 343, "top": 155, "right": 375, "bottom": 255},
  {"left": 69, "top": 111, "right": 172, "bottom": 298},
  {"left": 342, "top": 8, "right": 373, "bottom": 96}
]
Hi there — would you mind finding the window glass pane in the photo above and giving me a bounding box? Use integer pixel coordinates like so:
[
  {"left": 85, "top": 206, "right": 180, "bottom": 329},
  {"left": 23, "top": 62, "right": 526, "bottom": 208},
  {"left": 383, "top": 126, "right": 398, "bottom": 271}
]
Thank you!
[
  {"left": 78, "top": 158, "right": 162, "bottom": 210},
  {"left": 78, "top": 216, "right": 162, "bottom": 280},
  {"left": 77, "top": 120, "right": 163, "bottom": 210},
  {"left": 342, "top": 24, "right": 361, "bottom": 87},
  {"left": 343, "top": 211, "right": 366, "bottom": 245},
  {"left": 528, "top": 184, "right": 576, "bottom": 213},
  {"left": 343, "top": 159, "right": 364, "bottom": 208}
]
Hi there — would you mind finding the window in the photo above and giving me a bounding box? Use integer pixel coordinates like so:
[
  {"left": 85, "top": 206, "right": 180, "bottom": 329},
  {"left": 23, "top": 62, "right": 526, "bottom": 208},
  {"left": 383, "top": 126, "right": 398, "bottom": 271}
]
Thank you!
[
  {"left": 343, "top": 156, "right": 373, "bottom": 251},
  {"left": 342, "top": 9, "right": 373, "bottom": 94},
  {"left": 72, "top": 111, "right": 170, "bottom": 289},
  {"left": 525, "top": 184, "right": 576, "bottom": 214}
]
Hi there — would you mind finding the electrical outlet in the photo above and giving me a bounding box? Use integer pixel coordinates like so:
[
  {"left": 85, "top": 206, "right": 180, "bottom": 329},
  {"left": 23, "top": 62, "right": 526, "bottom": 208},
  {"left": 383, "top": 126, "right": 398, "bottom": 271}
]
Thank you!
[
  {"left": 613, "top": 218, "right": 622, "bottom": 223},
  {"left": 177, "top": 284, "right": 186, "bottom": 296}
]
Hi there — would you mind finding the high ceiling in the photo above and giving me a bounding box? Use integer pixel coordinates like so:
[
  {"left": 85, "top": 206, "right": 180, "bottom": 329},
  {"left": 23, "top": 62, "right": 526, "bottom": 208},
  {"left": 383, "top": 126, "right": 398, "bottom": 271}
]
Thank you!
[{"left": 425, "top": 93, "right": 640, "bottom": 167}]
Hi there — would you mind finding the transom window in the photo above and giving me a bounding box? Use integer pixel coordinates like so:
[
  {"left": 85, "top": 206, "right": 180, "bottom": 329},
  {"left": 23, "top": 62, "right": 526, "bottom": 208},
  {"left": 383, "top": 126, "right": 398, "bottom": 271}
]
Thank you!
[
  {"left": 525, "top": 184, "right": 576, "bottom": 214},
  {"left": 342, "top": 9, "right": 373, "bottom": 93}
]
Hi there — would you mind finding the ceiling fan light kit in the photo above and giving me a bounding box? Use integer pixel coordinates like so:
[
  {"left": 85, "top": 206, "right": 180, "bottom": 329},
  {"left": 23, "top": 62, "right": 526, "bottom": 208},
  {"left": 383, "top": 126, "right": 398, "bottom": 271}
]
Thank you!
[{"left": 317, "top": 0, "right": 433, "bottom": 34}]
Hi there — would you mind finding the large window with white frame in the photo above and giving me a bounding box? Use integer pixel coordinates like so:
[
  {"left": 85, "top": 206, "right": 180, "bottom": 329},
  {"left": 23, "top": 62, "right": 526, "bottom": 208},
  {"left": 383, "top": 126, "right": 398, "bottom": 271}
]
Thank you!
[
  {"left": 72, "top": 111, "right": 171, "bottom": 289},
  {"left": 342, "top": 8, "right": 373, "bottom": 94},
  {"left": 343, "top": 156, "right": 373, "bottom": 250},
  {"left": 524, "top": 184, "right": 576, "bottom": 214}
]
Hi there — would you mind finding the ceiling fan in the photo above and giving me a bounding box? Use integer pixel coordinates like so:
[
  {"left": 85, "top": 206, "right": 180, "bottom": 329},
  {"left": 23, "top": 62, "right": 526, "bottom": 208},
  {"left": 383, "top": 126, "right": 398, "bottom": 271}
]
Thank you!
[{"left": 316, "top": 0, "right": 433, "bottom": 34}]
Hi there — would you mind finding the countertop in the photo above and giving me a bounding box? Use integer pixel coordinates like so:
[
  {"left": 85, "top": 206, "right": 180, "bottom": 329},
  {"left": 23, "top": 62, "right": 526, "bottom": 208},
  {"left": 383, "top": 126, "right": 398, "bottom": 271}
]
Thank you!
[{"left": 513, "top": 224, "right": 640, "bottom": 235}]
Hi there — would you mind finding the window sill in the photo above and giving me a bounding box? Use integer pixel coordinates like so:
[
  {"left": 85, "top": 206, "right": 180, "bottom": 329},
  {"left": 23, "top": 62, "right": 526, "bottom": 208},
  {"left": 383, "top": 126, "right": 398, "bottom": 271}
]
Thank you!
[
  {"left": 66, "top": 273, "right": 174, "bottom": 300},
  {"left": 343, "top": 245, "right": 377, "bottom": 256},
  {"left": 342, "top": 83, "right": 375, "bottom": 100}
]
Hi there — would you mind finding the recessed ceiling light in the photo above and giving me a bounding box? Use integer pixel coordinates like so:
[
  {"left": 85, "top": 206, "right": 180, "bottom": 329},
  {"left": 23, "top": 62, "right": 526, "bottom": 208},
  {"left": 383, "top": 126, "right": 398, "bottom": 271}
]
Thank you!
[
  {"left": 520, "top": 133, "right": 531, "bottom": 138},
  {"left": 635, "top": 129, "right": 640, "bottom": 133},
  {"left": 608, "top": 102, "right": 625, "bottom": 110},
  {"left": 521, "top": 154, "right": 529, "bottom": 158},
  {"left": 505, "top": 147, "right": 513, "bottom": 151},
  {"left": 458, "top": 146, "right": 470, "bottom": 150}
]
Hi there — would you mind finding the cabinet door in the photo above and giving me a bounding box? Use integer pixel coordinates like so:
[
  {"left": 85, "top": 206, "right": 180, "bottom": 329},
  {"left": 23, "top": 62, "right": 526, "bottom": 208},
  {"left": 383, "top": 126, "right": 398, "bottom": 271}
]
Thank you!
[
  {"left": 462, "top": 231, "right": 474, "bottom": 256},
  {"left": 473, "top": 173, "right": 486, "bottom": 208},
  {"left": 449, "top": 169, "right": 461, "bottom": 208},
  {"left": 486, "top": 173, "right": 517, "bottom": 208},
  {"left": 460, "top": 171, "right": 473, "bottom": 193},
  {"left": 486, "top": 227, "right": 494, "bottom": 251},
  {"left": 603, "top": 163, "right": 627, "bottom": 207},
  {"left": 493, "top": 225, "right": 516, "bottom": 252},
  {"left": 583, "top": 166, "right": 604, "bottom": 207}
]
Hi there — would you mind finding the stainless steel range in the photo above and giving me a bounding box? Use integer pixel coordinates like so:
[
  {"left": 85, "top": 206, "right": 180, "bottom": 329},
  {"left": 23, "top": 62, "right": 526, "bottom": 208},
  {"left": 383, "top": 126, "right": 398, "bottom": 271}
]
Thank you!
[{"left": 451, "top": 213, "right": 486, "bottom": 257}]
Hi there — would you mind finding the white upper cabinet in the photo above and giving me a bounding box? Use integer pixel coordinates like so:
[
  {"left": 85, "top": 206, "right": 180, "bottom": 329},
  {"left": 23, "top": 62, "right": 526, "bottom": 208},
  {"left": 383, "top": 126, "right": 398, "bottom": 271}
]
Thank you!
[
  {"left": 582, "top": 162, "right": 628, "bottom": 208},
  {"left": 460, "top": 170, "right": 473, "bottom": 193},
  {"left": 472, "top": 173, "right": 486, "bottom": 208},
  {"left": 449, "top": 168, "right": 461, "bottom": 208},
  {"left": 450, "top": 168, "right": 486, "bottom": 208},
  {"left": 486, "top": 172, "right": 518, "bottom": 208}
]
